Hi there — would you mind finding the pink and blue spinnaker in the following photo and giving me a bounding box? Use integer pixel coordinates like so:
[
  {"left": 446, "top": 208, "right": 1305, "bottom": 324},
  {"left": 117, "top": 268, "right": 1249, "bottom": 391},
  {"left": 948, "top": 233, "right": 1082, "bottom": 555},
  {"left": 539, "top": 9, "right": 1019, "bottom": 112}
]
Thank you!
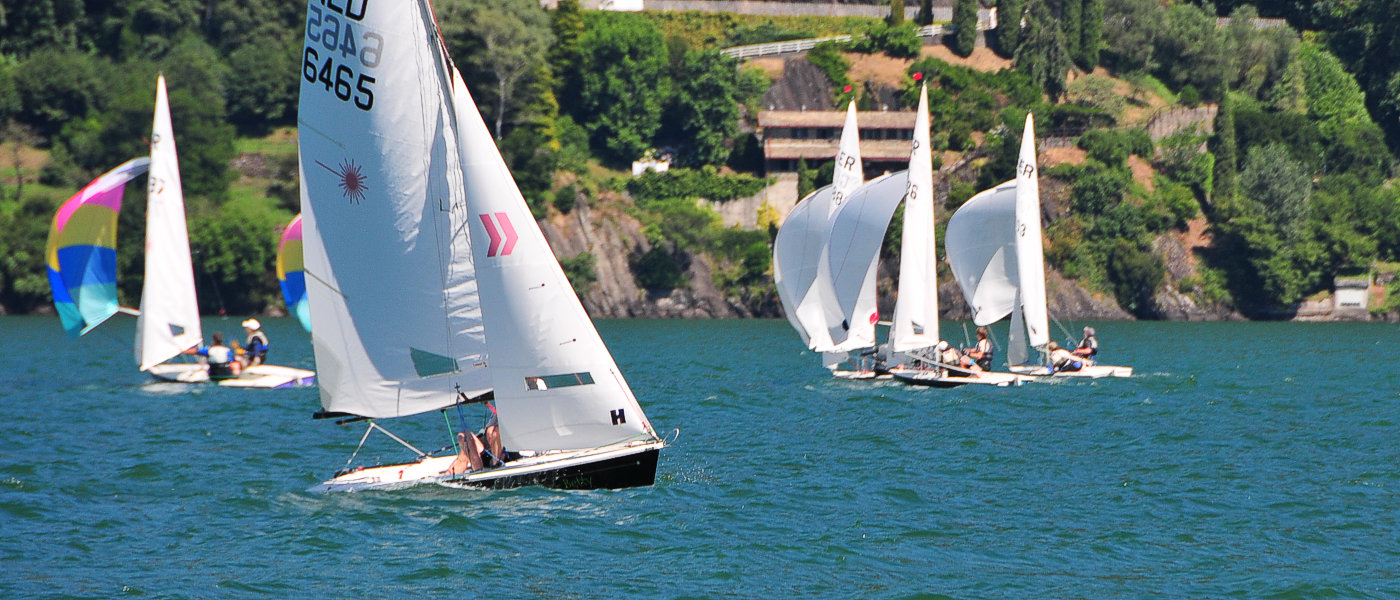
[
  {"left": 46, "top": 157, "right": 150, "bottom": 337},
  {"left": 277, "top": 214, "right": 311, "bottom": 332}
]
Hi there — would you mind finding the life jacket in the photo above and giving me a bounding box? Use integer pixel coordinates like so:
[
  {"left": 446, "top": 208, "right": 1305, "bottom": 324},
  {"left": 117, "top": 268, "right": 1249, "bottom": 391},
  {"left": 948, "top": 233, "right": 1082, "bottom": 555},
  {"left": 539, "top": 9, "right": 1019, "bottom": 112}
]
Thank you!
[{"left": 246, "top": 331, "right": 270, "bottom": 362}]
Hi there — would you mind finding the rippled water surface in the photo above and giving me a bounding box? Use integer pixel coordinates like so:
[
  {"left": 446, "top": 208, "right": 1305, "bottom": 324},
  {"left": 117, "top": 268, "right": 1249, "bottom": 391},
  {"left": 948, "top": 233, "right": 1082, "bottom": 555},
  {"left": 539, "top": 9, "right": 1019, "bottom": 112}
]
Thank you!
[{"left": 3, "top": 316, "right": 1399, "bottom": 598}]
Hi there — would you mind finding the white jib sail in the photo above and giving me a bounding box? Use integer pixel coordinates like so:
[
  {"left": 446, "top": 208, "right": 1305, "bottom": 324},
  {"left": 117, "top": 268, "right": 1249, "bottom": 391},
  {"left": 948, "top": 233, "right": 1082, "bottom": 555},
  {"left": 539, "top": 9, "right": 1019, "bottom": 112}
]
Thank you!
[
  {"left": 821, "top": 171, "right": 908, "bottom": 351},
  {"left": 297, "top": 0, "right": 490, "bottom": 418},
  {"left": 136, "top": 75, "right": 203, "bottom": 371},
  {"left": 773, "top": 184, "right": 838, "bottom": 349},
  {"left": 452, "top": 74, "right": 653, "bottom": 450},
  {"left": 1014, "top": 114, "right": 1049, "bottom": 350},
  {"left": 945, "top": 181, "right": 1018, "bottom": 326},
  {"left": 889, "top": 84, "right": 939, "bottom": 353}
]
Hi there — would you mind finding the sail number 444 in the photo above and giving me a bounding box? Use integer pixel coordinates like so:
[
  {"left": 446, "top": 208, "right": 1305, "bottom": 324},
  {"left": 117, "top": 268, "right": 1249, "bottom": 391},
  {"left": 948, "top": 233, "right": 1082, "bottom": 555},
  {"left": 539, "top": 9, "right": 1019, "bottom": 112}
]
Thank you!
[{"left": 304, "top": 4, "right": 380, "bottom": 111}]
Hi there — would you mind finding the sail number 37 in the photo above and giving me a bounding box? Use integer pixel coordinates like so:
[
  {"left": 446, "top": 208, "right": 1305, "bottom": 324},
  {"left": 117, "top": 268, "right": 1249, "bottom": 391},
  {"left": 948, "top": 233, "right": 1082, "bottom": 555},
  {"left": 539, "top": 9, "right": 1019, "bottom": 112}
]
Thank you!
[{"left": 304, "top": 4, "right": 381, "bottom": 111}]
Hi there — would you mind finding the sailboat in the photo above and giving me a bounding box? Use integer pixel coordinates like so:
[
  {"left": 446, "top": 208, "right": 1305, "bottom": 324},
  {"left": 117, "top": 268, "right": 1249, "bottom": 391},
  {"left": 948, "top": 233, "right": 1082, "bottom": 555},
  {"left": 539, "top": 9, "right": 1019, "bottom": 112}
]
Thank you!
[
  {"left": 276, "top": 214, "right": 311, "bottom": 332},
  {"left": 47, "top": 158, "right": 150, "bottom": 338},
  {"left": 885, "top": 85, "right": 1024, "bottom": 388},
  {"left": 773, "top": 101, "right": 879, "bottom": 376},
  {"left": 300, "top": 0, "right": 664, "bottom": 492},
  {"left": 944, "top": 114, "right": 1131, "bottom": 379},
  {"left": 48, "top": 76, "right": 315, "bottom": 388}
]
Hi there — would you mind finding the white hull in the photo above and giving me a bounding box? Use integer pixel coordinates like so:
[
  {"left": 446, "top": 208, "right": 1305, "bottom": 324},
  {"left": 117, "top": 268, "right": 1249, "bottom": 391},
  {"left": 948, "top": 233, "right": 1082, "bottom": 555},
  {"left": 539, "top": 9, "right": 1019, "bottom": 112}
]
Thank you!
[
  {"left": 831, "top": 370, "right": 892, "bottom": 380},
  {"left": 311, "top": 439, "right": 666, "bottom": 493},
  {"left": 147, "top": 362, "right": 316, "bottom": 388},
  {"left": 889, "top": 367, "right": 1026, "bottom": 387},
  {"left": 1009, "top": 364, "right": 1133, "bottom": 379}
]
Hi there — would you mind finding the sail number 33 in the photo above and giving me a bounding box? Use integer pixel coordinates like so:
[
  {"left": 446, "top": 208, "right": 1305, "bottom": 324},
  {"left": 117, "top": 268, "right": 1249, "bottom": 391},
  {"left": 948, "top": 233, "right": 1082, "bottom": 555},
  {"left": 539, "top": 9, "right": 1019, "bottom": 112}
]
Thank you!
[{"left": 304, "top": 4, "right": 381, "bottom": 111}]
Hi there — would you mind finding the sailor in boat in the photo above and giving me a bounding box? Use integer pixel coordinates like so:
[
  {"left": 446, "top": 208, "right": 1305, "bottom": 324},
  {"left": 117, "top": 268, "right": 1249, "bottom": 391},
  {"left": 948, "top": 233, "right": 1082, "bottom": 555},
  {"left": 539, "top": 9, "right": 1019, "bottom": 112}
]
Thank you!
[
  {"left": 183, "top": 331, "right": 241, "bottom": 379},
  {"left": 964, "top": 326, "right": 995, "bottom": 372},
  {"left": 935, "top": 340, "right": 977, "bottom": 377},
  {"left": 1047, "top": 341, "right": 1088, "bottom": 373},
  {"left": 239, "top": 318, "right": 270, "bottom": 367},
  {"left": 1072, "top": 326, "right": 1098, "bottom": 360},
  {"left": 443, "top": 404, "right": 506, "bottom": 476}
]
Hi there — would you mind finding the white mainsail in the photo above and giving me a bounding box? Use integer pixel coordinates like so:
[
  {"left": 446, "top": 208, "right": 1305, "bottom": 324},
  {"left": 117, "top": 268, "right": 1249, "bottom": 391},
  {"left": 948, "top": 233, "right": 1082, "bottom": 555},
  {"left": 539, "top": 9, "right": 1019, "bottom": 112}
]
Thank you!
[
  {"left": 945, "top": 114, "right": 1048, "bottom": 367},
  {"left": 889, "top": 84, "right": 939, "bottom": 353},
  {"left": 1014, "top": 114, "right": 1049, "bottom": 350},
  {"left": 453, "top": 69, "right": 655, "bottom": 452},
  {"left": 297, "top": 0, "right": 490, "bottom": 419},
  {"left": 775, "top": 101, "right": 867, "bottom": 354},
  {"left": 822, "top": 171, "right": 908, "bottom": 351},
  {"left": 136, "top": 75, "right": 203, "bottom": 371}
]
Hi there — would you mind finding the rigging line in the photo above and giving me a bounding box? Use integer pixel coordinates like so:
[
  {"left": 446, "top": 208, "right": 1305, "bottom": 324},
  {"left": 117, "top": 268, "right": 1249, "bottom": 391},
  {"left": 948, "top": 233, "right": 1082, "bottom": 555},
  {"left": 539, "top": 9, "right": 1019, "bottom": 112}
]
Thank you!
[
  {"left": 342, "top": 422, "right": 376, "bottom": 472},
  {"left": 371, "top": 421, "right": 428, "bottom": 458},
  {"left": 442, "top": 409, "right": 460, "bottom": 456},
  {"left": 302, "top": 268, "right": 346, "bottom": 299}
]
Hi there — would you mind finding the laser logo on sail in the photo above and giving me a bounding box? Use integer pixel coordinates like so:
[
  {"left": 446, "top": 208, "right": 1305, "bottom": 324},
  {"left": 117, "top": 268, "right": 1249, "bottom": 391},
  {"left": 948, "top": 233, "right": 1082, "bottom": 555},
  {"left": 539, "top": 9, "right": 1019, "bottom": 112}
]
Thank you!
[{"left": 317, "top": 159, "right": 368, "bottom": 204}]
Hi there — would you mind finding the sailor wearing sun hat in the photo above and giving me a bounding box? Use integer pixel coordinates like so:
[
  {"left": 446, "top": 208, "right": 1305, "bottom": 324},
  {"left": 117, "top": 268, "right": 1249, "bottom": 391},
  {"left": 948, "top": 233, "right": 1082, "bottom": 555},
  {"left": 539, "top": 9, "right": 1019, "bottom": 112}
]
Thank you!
[{"left": 241, "top": 318, "right": 270, "bottom": 366}]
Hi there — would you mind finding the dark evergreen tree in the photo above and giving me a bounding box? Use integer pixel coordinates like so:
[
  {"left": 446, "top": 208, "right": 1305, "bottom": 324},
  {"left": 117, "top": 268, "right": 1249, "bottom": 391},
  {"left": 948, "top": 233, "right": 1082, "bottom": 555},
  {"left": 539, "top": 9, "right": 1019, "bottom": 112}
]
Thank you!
[
  {"left": 996, "top": 0, "right": 1024, "bottom": 57},
  {"left": 1014, "top": 0, "right": 1072, "bottom": 101},
  {"left": 1062, "top": 0, "right": 1082, "bottom": 65},
  {"left": 917, "top": 0, "right": 934, "bottom": 26},
  {"left": 1079, "top": 0, "right": 1103, "bottom": 68},
  {"left": 951, "top": 0, "right": 978, "bottom": 57},
  {"left": 887, "top": 0, "right": 905, "bottom": 26}
]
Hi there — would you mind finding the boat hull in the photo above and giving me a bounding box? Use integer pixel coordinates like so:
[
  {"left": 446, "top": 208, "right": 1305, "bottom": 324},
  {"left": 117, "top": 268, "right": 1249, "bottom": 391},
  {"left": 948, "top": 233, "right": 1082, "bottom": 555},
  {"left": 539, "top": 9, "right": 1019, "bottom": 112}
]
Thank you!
[
  {"left": 312, "top": 440, "right": 664, "bottom": 493},
  {"left": 890, "top": 368, "right": 1025, "bottom": 388},
  {"left": 146, "top": 362, "right": 316, "bottom": 388},
  {"left": 1009, "top": 364, "right": 1133, "bottom": 379}
]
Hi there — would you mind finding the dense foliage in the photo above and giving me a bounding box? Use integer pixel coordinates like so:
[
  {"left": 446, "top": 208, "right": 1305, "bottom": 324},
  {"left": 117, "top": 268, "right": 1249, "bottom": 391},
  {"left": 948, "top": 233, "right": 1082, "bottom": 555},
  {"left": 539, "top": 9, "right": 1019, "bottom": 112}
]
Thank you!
[{"left": 3, "top": 0, "right": 1400, "bottom": 319}]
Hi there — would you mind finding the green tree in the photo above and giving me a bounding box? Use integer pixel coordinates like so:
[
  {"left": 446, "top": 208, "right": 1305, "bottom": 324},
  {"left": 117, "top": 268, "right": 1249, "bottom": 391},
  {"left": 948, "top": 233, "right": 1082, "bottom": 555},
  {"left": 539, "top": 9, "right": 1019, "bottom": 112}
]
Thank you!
[
  {"left": 1100, "top": 0, "right": 1162, "bottom": 73},
  {"left": 13, "top": 49, "right": 104, "bottom": 140},
  {"left": 1240, "top": 143, "right": 1311, "bottom": 239},
  {"left": 662, "top": 51, "right": 766, "bottom": 167},
  {"left": 995, "top": 0, "right": 1024, "bottom": 56},
  {"left": 443, "top": 0, "right": 554, "bottom": 140},
  {"left": 917, "top": 0, "right": 934, "bottom": 26},
  {"left": 1211, "top": 90, "right": 1239, "bottom": 203},
  {"left": 1152, "top": 3, "right": 1230, "bottom": 101},
  {"left": 0, "top": 0, "right": 83, "bottom": 55},
  {"left": 1079, "top": 0, "right": 1103, "bottom": 68},
  {"left": 887, "top": 0, "right": 905, "bottom": 27},
  {"left": 1014, "top": 0, "right": 1071, "bottom": 101},
  {"left": 951, "top": 0, "right": 977, "bottom": 57},
  {"left": 575, "top": 13, "right": 668, "bottom": 164},
  {"left": 1061, "top": 0, "right": 1082, "bottom": 65},
  {"left": 224, "top": 32, "right": 299, "bottom": 135},
  {"left": 549, "top": 0, "right": 586, "bottom": 106},
  {"left": 189, "top": 202, "right": 286, "bottom": 314}
]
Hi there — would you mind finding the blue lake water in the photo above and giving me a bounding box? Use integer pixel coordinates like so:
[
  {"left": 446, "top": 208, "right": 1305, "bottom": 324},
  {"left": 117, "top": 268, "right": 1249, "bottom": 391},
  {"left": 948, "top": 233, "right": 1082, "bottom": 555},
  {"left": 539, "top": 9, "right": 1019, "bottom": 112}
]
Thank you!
[{"left": 2, "top": 316, "right": 1398, "bottom": 598}]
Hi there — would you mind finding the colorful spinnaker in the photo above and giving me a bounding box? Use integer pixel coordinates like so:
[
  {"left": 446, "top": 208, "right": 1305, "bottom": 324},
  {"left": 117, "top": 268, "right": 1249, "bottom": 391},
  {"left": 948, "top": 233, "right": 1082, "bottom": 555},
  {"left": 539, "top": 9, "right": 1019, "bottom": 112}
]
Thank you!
[
  {"left": 277, "top": 214, "right": 310, "bottom": 332},
  {"left": 46, "top": 157, "right": 151, "bottom": 338}
]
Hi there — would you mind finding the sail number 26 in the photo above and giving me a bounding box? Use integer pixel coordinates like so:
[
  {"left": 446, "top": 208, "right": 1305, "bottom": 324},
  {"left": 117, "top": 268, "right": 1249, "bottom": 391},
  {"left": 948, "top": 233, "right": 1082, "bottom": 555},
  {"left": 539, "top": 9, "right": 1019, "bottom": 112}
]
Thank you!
[{"left": 304, "top": 4, "right": 381, "bottom": 111}]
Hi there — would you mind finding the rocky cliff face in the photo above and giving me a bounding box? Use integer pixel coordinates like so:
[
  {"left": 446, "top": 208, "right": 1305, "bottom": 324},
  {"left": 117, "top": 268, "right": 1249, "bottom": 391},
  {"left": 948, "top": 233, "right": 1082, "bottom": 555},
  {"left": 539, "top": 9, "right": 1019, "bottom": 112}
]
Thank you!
[{"left": 539, "top": 194, "right": 761, "bottom": 318}]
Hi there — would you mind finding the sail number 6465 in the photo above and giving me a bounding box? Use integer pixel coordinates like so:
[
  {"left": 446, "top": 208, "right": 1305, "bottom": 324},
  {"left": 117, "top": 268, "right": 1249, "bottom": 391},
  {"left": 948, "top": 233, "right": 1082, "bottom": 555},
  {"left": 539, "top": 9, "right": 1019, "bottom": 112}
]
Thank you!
[{"left": 304, "top": 47, "right": 375, "bottom": 111}]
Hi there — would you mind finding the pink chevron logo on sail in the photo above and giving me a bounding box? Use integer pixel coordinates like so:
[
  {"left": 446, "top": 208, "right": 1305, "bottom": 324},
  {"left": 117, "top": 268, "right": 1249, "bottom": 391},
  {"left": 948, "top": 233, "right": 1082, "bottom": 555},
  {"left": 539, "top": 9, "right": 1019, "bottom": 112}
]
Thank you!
[{"left": 478, "top": 212, "right": 519, "bottom": 257}]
